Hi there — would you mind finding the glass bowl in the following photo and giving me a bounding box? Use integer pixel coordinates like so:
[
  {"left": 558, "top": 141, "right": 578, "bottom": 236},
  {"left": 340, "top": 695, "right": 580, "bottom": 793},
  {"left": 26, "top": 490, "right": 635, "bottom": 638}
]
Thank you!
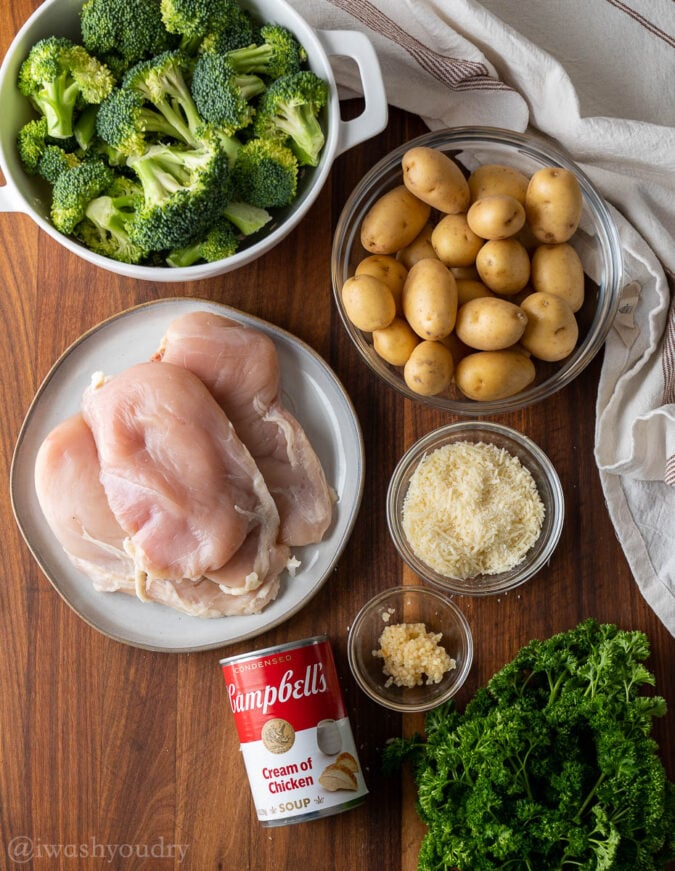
[
  {"left": 347, "top": 585, "right": 473, "bottom": 712},
  {"left": 386, "top": 421, "right": 564, "bottom": 596},
  {"left": 331, "top": 126, "right": 623, "bottom": 414}
]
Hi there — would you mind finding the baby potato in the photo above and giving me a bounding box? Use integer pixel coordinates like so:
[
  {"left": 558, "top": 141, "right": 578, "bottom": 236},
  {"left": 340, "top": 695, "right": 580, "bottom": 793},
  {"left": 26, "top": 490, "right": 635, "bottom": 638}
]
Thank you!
[
  {"left": 372, "top": 317, "right": 419, "bottom": 366},
  {"left": 396, "top": 222, "right": 436, "bottom": 270},
  {"left": 360, "top": 184, "right": 431, "bottom": 254},
  {"left": 341, "top": 274, "right": 396, "bottom": 332},
  {"left": 404, "top": 340, "right": 454, "bottom": 396},
  {"left": 513, "top": 221, "right": 540, "bottom": 252},
  {"left": 455, "top": 297, "right": 528, "bottom": 351},
  {"left": 356, "top": 254, "right": 408, "bottom": 313},
  {"left": 475, "top": 238, "right": 531, "bottom": 295},
  {"left": 451, "top": 265, "right": 480, "bottom": 281},
  {"left": 402, "top": 146, "right": 470, "bottom": 214},
  {"left": 456, "top": 279, "right": 494, "bottom": 306},
  {"left": 467, "top": 163, "right": 530, "bottom": 204},
  {"left": 525, "top": 167, "right": 583, "bottom": 243},
  {"left": 520, "top": 291, "right": 579, "bottom": 360},
  {"left": 431, "top": 213, "right": 484, "bottom": 267},
  {"left": 402, "top": 257, "right": 458, "bottom": 339},
  {"left": 466, "top": 195, "right": 526, "bottom": 240},
  {"left": 455, "top": 348, "right": 536, "bottom": 401},
  {"left": 531, "top": 243, "right": 585, "bottom": 312}
]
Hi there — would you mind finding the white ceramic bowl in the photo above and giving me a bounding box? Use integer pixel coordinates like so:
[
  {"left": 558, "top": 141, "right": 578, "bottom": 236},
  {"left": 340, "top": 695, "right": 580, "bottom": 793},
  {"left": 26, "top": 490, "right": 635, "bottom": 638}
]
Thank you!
[
  {"left": 332, "top": 127, "right": 624, "bottom": 414},
  {"left": 347, "top": 585, "right": 473, "bottom": 712},
  {"left": 386, "top": 421, "right": 565, "bottom": 596},
  {"left": 0, "top": 0, "right": 387, "bottom": 281}
]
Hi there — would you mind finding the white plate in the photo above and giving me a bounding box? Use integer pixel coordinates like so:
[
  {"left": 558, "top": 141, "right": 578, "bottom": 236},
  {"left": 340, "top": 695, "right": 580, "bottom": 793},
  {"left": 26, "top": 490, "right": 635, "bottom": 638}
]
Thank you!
[{"left": 10, "top": 299, "right": 364, "bottom": 653}]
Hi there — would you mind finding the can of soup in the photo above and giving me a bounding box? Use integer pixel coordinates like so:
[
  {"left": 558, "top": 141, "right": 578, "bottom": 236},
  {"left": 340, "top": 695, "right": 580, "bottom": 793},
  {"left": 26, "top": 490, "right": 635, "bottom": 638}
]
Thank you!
[{"left": 220, "top": 635, "right": 368, "bottom": 826}]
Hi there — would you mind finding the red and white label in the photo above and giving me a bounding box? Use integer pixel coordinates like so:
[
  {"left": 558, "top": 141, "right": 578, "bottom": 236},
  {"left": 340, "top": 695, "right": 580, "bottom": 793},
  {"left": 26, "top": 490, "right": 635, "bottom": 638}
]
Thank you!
[
  {"left": 224, "top": 643, "right": 346, "bottom": 739},
  {"left": 221, "top": 638, "right": 367, "bottom": 825}
]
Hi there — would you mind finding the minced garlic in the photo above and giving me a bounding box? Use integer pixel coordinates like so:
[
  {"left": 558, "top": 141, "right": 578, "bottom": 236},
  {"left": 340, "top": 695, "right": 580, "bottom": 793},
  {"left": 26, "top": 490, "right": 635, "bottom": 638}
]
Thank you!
[{"left": 373, "top": 622, "right": 456, "bottom": 688}]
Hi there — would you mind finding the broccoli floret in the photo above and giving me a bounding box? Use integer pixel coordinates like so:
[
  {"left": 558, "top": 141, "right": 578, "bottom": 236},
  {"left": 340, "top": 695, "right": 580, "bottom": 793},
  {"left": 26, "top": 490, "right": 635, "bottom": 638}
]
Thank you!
[
  {"left": 75, "top": 176, "right": 148, "bottom": 263},
  {"left": 50, "top": 158, "right": 114, "bottom": 233},
  {"left": 166, "top": 217, "right": 238, "bottom": 266},
  {"left": 222, "top": 200, "right": 272, "bottom": 236},
  {"left": 95, "top": 53, "right": 130, "bottom": 83},
  {"left": 211, "top": 127, "right": 243, "bottom": 167},
  {"left": 126, "top": 135, "right": 229, "bottom": 249},
  {"left": 96, "top": 87, "right": 189, "bottom": 155},
  {"left": 16, "top": 117, "right": 81, "bottom": 182},
  {"left": 91, "top": 139, "right": 129, "bottom": 167},
  {"left": 223, "top": 24, "right": 307, "bottom": 79},
  {"left": 199, "top": 3, "right": 259, "bottom": 55},
  {"left": 160, "top": 0, "right": 219, "bottom": 41},
  {"left": 122, "top": 51, "right": 203, "bottom": 146},
  {"left": 38, "top": 145, "right": 82, "bottom": 184},
  {"left": 17, "top": 36, "right": 114, "bottom": 140},
  {"left": 253, "top": 70, "right": 328, "bottom": 166},
  {"left": 231, "top": 137, "right": 298, "bottom": 209},
  {"left": 161, "top": 0, "right": 257, "bottom": 54},
  {"left": 190, "top": 52, "right": 265, "bottom": 136},
  {"left": 16, "top": 117, "right": 50, "bottom": 174},
  {"left": 80, "top": 0, "right": 178, "bottom": 76}
]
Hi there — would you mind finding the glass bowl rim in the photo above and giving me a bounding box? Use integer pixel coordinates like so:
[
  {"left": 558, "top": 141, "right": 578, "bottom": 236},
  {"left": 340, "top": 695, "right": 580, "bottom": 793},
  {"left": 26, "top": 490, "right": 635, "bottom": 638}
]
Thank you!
[
  {"left": 385, "top": 421, "right": 565, "bottom": 596},
  {"left": 331, "top": 125, "right": 624, "bottom": 415},
  {"left": 347, "top": 583, "right": 474, "bottom": 712}
]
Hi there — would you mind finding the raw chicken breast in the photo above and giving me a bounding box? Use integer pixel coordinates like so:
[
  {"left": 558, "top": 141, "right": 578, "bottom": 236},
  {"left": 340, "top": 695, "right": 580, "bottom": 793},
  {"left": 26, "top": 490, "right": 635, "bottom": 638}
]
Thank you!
[
  {"left": 34, "top": 413, "right": 135, "bottom": 591},
  {"left": 205, "top": 524, "right": 290, "bottom": 595},
  {"left": 146, "top": 572, "right": 282, "bottom": 618},
  {"left": 81, "top": 361, "right": 281, "bottom": 585},
  {"left": 34, "top": 410, "right": 284, "bottom": 617},
  {"left": 154, "top": 311, "right": 333, "bottom": 547}
]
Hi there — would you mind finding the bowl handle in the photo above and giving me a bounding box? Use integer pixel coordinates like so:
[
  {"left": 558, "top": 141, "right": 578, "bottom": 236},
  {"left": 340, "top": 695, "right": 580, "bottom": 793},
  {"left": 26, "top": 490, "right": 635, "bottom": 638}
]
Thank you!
[
  {"left": 315, "top": 29, "right": 389, "bottom": 157},
  {"left": 0, "top": 176, "right": 26, "bottom": 213}
]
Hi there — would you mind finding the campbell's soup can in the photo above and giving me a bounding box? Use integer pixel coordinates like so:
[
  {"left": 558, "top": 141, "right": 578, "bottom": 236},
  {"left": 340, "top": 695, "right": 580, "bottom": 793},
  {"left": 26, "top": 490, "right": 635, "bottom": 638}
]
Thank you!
[{"left": 220, "top": 635, "right": 368, "bottom": 826}]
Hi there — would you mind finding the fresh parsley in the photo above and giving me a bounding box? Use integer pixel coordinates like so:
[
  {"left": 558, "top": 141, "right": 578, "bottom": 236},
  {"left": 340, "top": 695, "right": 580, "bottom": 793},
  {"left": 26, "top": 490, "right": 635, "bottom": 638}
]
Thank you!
[{"left": 383, "top": 619, "right": 674, "bottom": 870}]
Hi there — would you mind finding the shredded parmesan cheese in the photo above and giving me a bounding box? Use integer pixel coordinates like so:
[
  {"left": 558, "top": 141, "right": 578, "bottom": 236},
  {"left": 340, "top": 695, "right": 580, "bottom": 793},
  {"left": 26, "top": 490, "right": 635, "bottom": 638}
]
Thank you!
[
  {"left": 402, "top": 440, "right": 545, "bottom": 580},
  {"left": 373, "top": 622, "right": 456, "bottom": 688}
]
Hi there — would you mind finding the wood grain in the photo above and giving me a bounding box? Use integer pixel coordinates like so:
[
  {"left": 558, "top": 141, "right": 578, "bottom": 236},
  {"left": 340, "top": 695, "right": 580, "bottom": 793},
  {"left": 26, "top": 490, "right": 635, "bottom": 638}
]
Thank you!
[{"left": 0, "top": 8, "right": 673, "bottom": 867}]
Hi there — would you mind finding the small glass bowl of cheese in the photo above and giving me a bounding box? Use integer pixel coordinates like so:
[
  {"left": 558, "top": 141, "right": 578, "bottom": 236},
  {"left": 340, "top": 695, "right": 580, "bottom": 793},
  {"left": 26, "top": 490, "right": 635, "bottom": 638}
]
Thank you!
[
  {"left": 347, "top": 585, "right": 473, "bottom": 712},
  {"left": 386, "top": 421, "right": 564, "bottom": 596}
]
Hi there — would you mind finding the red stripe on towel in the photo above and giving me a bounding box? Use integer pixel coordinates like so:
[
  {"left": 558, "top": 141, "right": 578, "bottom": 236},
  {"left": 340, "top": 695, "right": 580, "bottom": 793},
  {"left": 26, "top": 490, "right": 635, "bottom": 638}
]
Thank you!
[
  {"left": 328, "top": 0, "right": 515, "bottom": 93},
  {"left": 604, "top": 0, "right": 675, "bottom": 49},
  {"left": 663, "top": 273, "right": 675, "bottom": 406},
  {"left": 665, "top": 454, "right": 675, "bottom": 487}
]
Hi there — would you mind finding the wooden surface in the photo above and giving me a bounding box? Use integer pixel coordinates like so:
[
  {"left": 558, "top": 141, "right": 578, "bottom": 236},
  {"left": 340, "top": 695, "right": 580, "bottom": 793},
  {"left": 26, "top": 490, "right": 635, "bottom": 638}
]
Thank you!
[{"left": 1, "top": 32, "right": 673, "bottom": 871}]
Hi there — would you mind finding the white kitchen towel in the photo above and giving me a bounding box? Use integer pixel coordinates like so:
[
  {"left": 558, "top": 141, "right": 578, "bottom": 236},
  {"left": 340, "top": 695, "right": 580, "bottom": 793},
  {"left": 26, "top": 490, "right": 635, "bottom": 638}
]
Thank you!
[{"left": 289, "top": 0, "right": 675, "bottom": 633}]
